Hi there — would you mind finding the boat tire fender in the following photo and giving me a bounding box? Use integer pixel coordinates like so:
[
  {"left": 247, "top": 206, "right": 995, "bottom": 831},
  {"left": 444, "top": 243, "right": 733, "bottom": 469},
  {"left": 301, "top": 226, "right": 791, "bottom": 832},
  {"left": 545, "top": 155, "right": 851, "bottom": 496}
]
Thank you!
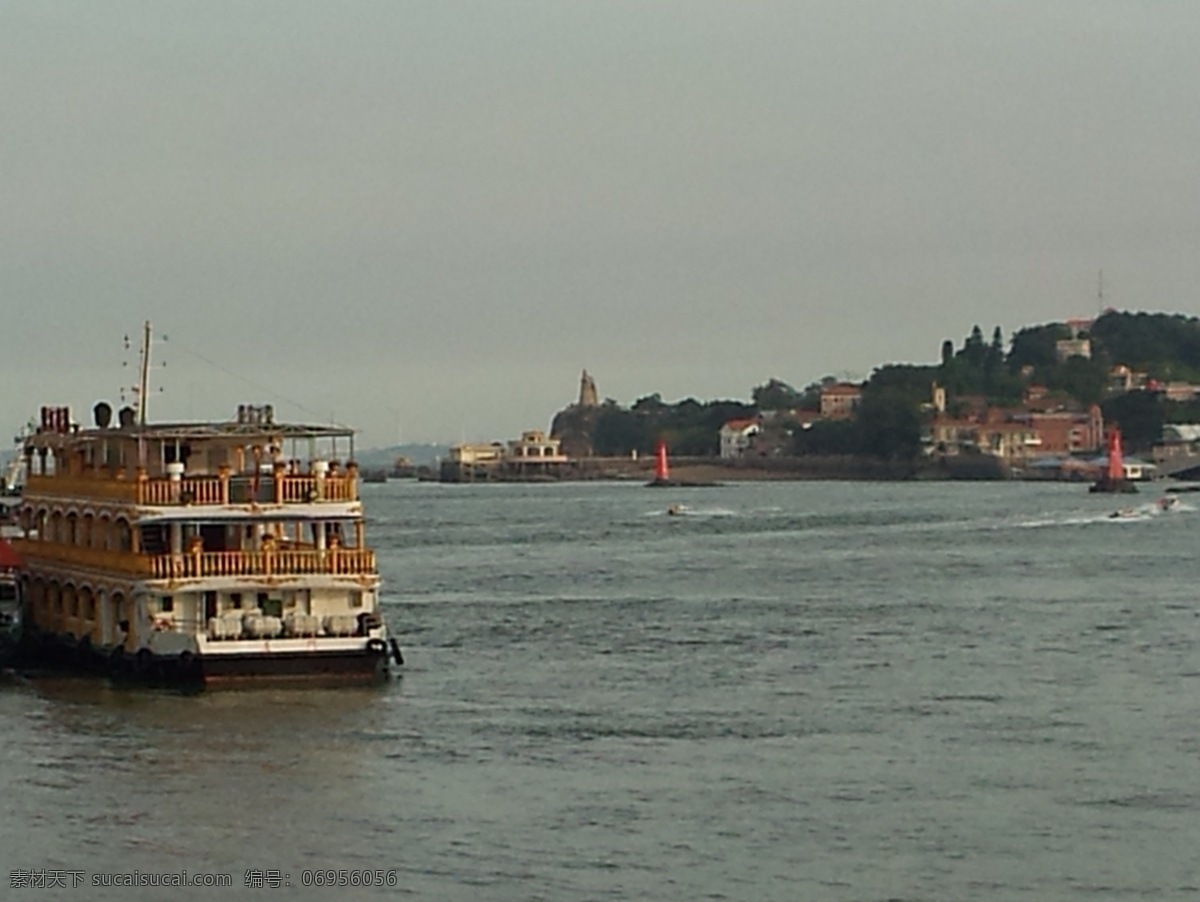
[{"left": 389, "top": 637, "right": 405, "bottom": 667}]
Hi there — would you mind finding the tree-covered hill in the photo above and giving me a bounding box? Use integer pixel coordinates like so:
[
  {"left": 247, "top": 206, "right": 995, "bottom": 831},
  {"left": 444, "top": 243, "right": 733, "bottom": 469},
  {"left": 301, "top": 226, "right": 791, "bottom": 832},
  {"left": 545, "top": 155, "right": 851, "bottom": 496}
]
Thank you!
[
  {"left": 1090, "top": 311, "right": 1200, "bottom": 382},
  {"left": 549, "top": 310, "right": 1200, "bottom": 458}
]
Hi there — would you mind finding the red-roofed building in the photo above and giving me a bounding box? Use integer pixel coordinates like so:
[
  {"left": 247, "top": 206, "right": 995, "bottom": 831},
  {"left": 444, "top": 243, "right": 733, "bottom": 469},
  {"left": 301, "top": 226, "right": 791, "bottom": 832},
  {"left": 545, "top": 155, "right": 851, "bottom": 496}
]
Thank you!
[
  {"left": 819, "top": 383, "right": 863, "bottom": 420},
  {"left": 719, "top": 418, "right": 762, "bottom": 459}
]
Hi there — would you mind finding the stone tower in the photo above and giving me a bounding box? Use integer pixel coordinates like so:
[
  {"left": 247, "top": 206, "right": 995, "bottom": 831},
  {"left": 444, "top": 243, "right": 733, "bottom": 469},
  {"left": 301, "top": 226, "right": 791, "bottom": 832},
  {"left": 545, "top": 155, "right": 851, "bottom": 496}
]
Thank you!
[{"left": 578, "top": 370, "right": 599, "bottom": 407}]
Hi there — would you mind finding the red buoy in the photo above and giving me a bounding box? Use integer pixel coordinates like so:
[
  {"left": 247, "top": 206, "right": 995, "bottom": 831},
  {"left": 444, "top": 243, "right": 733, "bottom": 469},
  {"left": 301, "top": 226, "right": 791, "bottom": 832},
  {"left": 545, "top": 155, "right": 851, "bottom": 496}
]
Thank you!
[
  {"left": 654, "top": 440, "right": 670, "bottom": 482},
  {"left": 1107, "top": 426, "right": 1124, "bottom": 483}
]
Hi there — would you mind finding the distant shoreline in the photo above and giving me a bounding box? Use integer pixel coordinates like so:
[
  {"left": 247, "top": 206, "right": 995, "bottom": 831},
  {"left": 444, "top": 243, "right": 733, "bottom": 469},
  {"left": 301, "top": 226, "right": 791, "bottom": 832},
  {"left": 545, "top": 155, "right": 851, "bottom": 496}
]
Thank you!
[
  {"left": 428, "top": 453, "right": 1178, "bottom": 485},
  {"left": 437, "top": 455, "right": 1014, "bottom": 483}
]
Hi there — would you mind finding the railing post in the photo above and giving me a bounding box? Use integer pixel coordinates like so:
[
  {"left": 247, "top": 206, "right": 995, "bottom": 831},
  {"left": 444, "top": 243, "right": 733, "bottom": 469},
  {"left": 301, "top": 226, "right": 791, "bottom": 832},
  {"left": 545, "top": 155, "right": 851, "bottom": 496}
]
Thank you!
[
  {"left": 167, "top": 461, "right": 184, "bottom": 503},
  {"left": 312, "top": 459, "right": 328, "bottom": 501},
  {"left": 346, "top": 462, "right": 359, "bottom": 501},
  {"left": 273, "top": 461, "right": 286, "bottom": 504},
  {"left": 189, "top": 536, "right": 203, "bottom": 579},
  {"left": 218, "top": 464, "right": 231, "bottom": 505}
]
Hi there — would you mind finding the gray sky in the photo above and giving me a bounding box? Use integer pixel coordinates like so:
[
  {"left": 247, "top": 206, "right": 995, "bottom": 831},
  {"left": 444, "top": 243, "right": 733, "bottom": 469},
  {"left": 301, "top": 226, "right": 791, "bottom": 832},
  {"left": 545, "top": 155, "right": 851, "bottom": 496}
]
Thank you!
[{"left": 5, "top": 1, "right": 1200, "bottom": 448}]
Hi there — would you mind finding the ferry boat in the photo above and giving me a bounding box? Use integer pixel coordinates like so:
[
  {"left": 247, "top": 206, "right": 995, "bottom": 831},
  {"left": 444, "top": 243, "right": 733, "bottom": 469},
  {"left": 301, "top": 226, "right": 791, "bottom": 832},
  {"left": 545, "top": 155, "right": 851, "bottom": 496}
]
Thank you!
[{"left": 11, "top": 398, "right": 403, "bottom": 687}]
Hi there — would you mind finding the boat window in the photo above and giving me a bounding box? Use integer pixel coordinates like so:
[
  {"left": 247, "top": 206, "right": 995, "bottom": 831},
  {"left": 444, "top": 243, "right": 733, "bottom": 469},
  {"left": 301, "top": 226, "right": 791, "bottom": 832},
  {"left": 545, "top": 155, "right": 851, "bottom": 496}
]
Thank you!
[
  {"left": 229, "top": 592, "right": 242, "bottom": 610},
  {"left": 0, "top": 584, "right": 16, "bottom": 602},
  {"left": 161, "top": 595, "right": 174, "bottom": 613}
]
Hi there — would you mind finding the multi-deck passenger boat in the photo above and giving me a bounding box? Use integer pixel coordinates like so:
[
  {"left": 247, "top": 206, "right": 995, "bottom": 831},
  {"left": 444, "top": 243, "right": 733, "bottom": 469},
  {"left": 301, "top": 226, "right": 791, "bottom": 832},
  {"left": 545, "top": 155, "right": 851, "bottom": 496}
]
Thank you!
[{"left": 11, "top": 399, "right": 403, "bottom": 687}]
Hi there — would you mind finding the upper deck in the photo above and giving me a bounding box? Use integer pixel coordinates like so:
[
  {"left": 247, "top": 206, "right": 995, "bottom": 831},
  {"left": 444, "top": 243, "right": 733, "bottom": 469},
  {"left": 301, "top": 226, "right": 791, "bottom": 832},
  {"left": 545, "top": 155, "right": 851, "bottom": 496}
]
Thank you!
[{"left": 22, "top": 404, "right": 362, "bottom": 512}]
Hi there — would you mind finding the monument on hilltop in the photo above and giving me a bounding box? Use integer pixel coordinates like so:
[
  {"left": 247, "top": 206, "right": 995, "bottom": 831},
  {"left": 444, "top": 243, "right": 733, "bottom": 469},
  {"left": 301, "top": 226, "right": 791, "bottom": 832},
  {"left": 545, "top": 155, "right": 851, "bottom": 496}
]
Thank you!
[{"left": 578, "top": 370, "right": 599, "bottom": 408}]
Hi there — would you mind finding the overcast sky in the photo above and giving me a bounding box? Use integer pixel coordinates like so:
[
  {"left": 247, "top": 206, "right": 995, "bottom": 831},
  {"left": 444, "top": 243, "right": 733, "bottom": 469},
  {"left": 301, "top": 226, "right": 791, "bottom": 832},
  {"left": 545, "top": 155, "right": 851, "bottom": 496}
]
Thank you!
[{"left": 4, "top": 2, "right": 1200, "bottom": 448}]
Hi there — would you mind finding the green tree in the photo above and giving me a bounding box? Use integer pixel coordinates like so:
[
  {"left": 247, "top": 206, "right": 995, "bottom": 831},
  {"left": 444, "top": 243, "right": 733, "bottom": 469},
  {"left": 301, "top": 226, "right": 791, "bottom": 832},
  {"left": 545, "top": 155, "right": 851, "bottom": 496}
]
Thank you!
[
  {"left": 752, "top": 379, "right": 801, "bottom": 410},
  {"left": 1101, "top": 390, "right": 1163, "bottom": 452},
  {"left": 1007, "top": 323, "right": 1069, "bottom": 373},
  {"left": 962, "top": 325, "right": 986, "bottom": 369},
  {"left": 792, "top": 420, "right": 859, "bottom": 455},
  {"left": 865, "top": 364, "right": 939, "bottom": 407},
  {"left": 1048, "top": 356, "right": 1108, "bottom": 406},
  {"left": 855, "top": 391, "right": 922, "bottom": 460},
  {"left": 592, "top": 403, "right": 648, "bottom": 455},
  {"left": 1091, "top": 311, "right": 1200, "bottom": 381},
  {"left": 631, "top": 393, "right": 666, "bottom": 413}
]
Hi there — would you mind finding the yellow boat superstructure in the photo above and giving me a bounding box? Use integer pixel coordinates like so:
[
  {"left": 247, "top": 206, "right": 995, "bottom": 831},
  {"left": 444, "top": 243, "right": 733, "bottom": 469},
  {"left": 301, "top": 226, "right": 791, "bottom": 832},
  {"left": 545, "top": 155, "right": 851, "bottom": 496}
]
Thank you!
[{"left": 13, "top": 402, "right": 401, "bottom": 686}]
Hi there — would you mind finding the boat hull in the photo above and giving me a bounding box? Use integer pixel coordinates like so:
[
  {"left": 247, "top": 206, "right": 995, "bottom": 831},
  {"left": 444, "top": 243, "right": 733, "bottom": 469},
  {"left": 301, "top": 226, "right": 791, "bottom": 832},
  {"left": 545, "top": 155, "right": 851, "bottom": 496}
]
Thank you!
[
  {"left": 198, "top": 648, "right": 392, "bottom": 686},
  {"left": 20, "top": 628, "right": 397, "bottom": 689}
]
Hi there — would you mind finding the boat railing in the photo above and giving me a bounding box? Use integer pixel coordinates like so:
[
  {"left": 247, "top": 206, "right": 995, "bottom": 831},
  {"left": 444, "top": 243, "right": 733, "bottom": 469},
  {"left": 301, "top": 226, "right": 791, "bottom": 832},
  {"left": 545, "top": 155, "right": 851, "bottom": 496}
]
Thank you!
[
  {"left": 148, "top": 548, "right": 376, "bottom": 580},
  {"left": 24, "top": 471, "right": 359, "bottom": 506},
  {"left": 12, "top": 539, "right": 377, "bottom": 580},
  {"left": 150, "top": 614, "right": 206, "bottom": 636}
]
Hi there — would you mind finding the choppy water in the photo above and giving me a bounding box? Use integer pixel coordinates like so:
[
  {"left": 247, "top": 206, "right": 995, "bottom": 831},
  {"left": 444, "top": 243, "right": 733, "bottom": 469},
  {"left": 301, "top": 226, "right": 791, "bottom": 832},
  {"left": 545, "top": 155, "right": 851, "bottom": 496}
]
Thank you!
[{"left": 4, "top": 480, "right": 1200, "bottom": 900}]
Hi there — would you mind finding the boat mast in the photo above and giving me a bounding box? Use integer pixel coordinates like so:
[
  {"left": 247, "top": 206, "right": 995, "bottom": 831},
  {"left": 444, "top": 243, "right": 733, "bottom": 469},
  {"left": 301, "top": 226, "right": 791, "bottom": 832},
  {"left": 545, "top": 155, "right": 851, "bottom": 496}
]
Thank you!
[{"left": 137, "top": 320, "right": 152, "bottom": 426}]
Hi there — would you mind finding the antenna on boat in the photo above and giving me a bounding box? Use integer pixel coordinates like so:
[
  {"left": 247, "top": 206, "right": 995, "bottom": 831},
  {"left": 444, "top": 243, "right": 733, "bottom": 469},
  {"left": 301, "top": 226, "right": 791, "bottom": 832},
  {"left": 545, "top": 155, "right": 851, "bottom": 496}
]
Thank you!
[
  {"left": 125, "top": 321, "right": 169, "bottom": 425},
  {"left": 136, "top": 320, "right": 152, "bottom": 425}
]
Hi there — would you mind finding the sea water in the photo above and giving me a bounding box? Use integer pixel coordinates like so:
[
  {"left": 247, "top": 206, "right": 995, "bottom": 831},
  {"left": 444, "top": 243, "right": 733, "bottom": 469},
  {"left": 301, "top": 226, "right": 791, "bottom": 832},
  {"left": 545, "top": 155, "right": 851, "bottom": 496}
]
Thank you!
[{"left": 3, "top": 480, "right": 1199, "bottom": 900}]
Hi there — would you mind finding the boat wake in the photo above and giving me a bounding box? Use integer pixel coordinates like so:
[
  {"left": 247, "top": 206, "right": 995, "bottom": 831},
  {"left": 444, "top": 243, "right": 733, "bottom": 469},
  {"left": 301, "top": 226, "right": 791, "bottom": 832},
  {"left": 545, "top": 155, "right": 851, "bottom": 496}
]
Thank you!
[
  {"left": 651, "top": 505, "right": 739, "bottom": 519},
  {"left": 1012, "top": 498, "right": 1189, "bottom": 529}
]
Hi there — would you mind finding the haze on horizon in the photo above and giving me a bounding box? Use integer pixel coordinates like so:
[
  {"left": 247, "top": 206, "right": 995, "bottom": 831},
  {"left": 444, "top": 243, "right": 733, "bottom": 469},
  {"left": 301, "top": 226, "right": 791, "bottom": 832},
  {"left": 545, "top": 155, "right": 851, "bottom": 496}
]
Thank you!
[{"left": 5, "top": 2, "right": 1200, "bottom": 450}]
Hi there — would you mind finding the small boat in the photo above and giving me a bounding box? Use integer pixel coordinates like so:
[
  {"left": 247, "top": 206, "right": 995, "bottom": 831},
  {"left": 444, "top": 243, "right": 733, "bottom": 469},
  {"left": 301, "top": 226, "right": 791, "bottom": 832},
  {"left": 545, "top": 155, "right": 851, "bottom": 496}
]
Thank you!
[
  {"left": 1108, "top": 507, "right": 1140, "bottom": 520},
  {"left": 667, "top": 504, "right": 687, "bottom": 516},
  {"left": 1157, "top": 496, "right": 1179, "bottom": 512}
]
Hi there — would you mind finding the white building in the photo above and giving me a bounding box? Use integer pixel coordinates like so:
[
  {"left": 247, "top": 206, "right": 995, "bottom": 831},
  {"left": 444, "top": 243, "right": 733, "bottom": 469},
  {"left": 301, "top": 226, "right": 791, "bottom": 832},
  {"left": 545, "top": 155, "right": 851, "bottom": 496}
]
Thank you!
[{"left": 720, "top": 418, "right": 761, "bottom": 459}]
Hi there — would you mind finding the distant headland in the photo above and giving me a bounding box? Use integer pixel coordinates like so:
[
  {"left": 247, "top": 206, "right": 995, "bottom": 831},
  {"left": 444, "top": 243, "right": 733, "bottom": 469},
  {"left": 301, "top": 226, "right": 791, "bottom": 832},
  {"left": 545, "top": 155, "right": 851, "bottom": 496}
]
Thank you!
[{"left": 387, "top": 311, "right": 1200, "bottom": 485}]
